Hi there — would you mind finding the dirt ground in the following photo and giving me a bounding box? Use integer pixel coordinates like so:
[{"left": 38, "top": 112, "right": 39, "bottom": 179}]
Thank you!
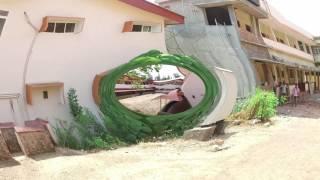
[
  {"left": 1, "top": 95, "right": 320, "bottom": 180},
  {"left": 120, "top": 93, "right": 169, "bottom": 115}
]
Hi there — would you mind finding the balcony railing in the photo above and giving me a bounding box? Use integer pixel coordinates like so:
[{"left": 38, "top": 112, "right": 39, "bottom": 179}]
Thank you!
[
  {"left": 263, "top": 38, "right": 314, "bottom": 62},
  {"left": 239, "top": 29, "right": 266, "bottom": 46},
  {"left": 314, "top": 55, "right": 320, "bottom": 63}
]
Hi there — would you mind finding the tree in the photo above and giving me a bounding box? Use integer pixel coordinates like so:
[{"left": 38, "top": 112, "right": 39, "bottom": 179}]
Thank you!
[{"left": 125, "top": 65, "right": 162, "bottom": 80}]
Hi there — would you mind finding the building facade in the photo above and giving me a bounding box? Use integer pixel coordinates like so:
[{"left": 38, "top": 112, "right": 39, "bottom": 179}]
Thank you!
[
  {"left": 158, "top": 0, "right": 320, "bottom": 97},
  {"left": 0, "top": 0, "right": 183, "bottom": 126}
]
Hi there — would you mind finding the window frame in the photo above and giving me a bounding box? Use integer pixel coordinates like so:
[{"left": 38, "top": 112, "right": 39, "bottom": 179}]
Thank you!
[
  {"left": 0, "top": 10, "right": 9, "bottom": 37},
  {"left": 122, "top": 21, "right": 162, "bottom": 33},
  {"left": 298, "top": 41, "right": 305, "bottom": 52},
  {"left": 40, "top": 16, "right": 85, "bottom": 34}
]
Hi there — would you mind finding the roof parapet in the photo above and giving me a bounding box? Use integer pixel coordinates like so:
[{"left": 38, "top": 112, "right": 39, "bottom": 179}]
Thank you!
[
  {"left": 194, "top": 0, "right": 268, "bottom": 18},
  {"left": 119, "top": 0, "right": 185, "bottom": 24}
]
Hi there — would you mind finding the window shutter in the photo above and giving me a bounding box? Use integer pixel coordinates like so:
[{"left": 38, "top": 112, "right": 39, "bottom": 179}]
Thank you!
[
  {"left": 122, "top": 21, "right": 133, "bottom": 32},
  {"left": 39, "top": 17, "right": 49, "bottom": 32}
]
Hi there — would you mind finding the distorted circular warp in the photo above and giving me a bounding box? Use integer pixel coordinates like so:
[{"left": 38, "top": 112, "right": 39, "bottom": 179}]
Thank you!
[{"left": 99, "top": 50, "right": 221, "bottom": 143}]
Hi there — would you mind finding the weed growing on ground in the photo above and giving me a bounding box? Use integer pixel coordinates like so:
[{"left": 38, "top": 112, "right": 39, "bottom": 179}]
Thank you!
[
  {"left": 55, "top": 89, "right": 126, "bottom": 150},
  {"left": 230, "top": 89, "right": 279, "bottom": 122}
]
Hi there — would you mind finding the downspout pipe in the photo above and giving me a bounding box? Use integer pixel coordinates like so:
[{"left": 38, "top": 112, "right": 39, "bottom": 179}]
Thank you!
[{"left": 22, "top": 12, "right": 40, "bottom": 120}]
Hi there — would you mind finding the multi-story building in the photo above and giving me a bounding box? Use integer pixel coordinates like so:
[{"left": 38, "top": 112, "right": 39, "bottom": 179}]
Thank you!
[
  {"left": 158, "top": 0, "right": 320, "bottom": 96},
  {"left": 312, "top": 37, "right": 320, "bottom": 67},
  {"left": 0, "top": 0, "right": 184, "bottom": 125}
]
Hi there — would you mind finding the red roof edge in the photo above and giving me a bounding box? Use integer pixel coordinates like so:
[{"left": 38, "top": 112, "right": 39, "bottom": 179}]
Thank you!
[{"left": 119, "top": 0, "right": 184, "bottom": 24}]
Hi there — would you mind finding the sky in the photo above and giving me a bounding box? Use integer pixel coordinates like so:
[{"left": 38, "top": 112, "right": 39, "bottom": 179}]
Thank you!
[
  {"left": 267, "top": 0, "right": 320, "bottom": 36},
  {"left": 150, "top": 0, "right": 320, "bottom": 36},
  {"left": 150, "top": 65, "right": 183, "bottom": 80}
]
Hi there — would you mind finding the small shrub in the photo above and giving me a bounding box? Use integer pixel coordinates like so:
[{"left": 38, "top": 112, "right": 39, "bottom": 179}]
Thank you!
[
  {"left": 55, "top": 122, "right": 80, "bottom": 149},
  {"left": 278, "top": 96, "right": 287, "bottom": 106},
  {"left": 68, "top": 88, "right": 83, "bottom": 118},
  {"left": 230, "top": 89, "right": 279, "bottom": 122},
  {"left": 55, "top": 89, "right": 125, "bottom": 150}
]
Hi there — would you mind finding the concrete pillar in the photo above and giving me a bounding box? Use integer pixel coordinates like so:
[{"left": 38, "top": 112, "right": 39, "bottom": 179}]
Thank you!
[
  {"left": 284, "top": 34, "right": 291, "bottom": 46},
  {"left": 270, "top": 27, "right": 277, "bottom": 41},
  {"left": 267, "top": 64, "right": 275, "bottom": 86},
  {"left": 294, "top": 69, "right": 299, "bottom": 84},
  {"left": 228, "top": 6, "right": 238, "bottom": 29},
  {"left": 302, "top": 70, "right": 307, "bottom": 82},
  {"left": 283, "top": 66, "right": 289, "bottom": 84},
  {"left": 308, "top": 71, "right": 312, "bottom": 82},
  {"left": 272, "top": 64, "right": 278, "bottom": 83},
  {"left": 250, "top": 16, "right": 259, "bottom": 37}
]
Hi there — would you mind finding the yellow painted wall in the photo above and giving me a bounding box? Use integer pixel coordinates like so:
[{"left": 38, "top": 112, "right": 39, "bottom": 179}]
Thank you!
[{"left": 235, "top": 9, "right": 252, "bottom": 30}]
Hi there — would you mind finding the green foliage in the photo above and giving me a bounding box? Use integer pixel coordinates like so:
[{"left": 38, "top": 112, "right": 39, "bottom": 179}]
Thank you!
[
  {"left": 55, "top": 122, "right": 81, "bottom": 149},
  {"left": 55, "top": 89, "right": 125, "bottom": 150},
  {"left": 230, "top": 89, "right": 279, "bottom": 121},
  {"left": 99, "top": 50, "right": 220, "bottom": 143},
  {"left": 68, "top": 88, "right": 83, "bottom": 118},
  {"left": 278, "top": 96, "right": 287, "bottom": 106},
  {"left": 125, "top": 65, "right": 162, "bottom": 80},
  {"left": 131, "top": 81, "right": 144, "bottom": 89},
  {"left": 233, "top": 98, "right": 248, "bottom": 113}
]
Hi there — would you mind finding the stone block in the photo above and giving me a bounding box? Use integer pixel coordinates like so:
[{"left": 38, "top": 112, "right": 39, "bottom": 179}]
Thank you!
[
  {"left": 0, "top": 128, "right": 22, "bottom": 153},
  {"left": 0, "top": 132, "right": 11, "bottom": 161},
  {"left": 183, "top": 126, "right": 216, "bottom": 141},
  {"left": 0, "top": 122, "right": 21, "bottom": 153},
  {"left": 25, "top": 119, "right": 58, "bottom": 145},
  {"left": 15, "top": 127, "right": 55, "bottom": 156}
]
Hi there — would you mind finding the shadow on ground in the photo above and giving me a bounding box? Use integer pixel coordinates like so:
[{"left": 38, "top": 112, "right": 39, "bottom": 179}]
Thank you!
[
  {"left": 30, "top": 148, "right": 86, "bottom": 161},
  {"left": 0, "top": 159, "right": 20, "bottom": 168}
]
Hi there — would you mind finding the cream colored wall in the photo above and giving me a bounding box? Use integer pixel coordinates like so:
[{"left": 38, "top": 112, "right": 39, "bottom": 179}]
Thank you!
[
  {"left": 268, "top": 48, "right": 315, "bottom": 67},
  {"left": 260, "top": 23, "right": 274, "bottom": 40},
  {"left": 235, "top": 9, "right": 252, "bottom": 30},
  {"left": 0, "top": 0, "right": 167, "bottom": 125},
  {"left": 273, "top": 30, "right": 288, "bottom": 44},
  {"left": 264, "top": 38, "right": 315, "bottom": 65},
  {"left": 0, "top": 99, "right": 15, "bottom": 122}
]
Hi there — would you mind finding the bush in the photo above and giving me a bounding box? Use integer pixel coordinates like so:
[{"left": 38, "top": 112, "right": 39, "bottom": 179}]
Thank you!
[
  {"left": 278, "top": 96, "right": 287, "bottom": 106},
  {"left": 55, "top": 89, "right": 125, "bottom": 150},
  {"left": 230, "top": 89, "right": 279, "bottom": 122},
  {"left": 68, "top": 88, "right": 83, "bottom": 118}
]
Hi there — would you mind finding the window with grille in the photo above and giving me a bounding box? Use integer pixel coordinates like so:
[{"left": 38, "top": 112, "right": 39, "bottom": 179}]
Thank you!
[
  {"left": 41, "top": 16, "right": 85, "bottom": 34},
  {"left": 46, "top": 22, "right": 77, "bottom": 33},
  {"left": 123, "top": 21, "right": 162, "bottom": 33}
]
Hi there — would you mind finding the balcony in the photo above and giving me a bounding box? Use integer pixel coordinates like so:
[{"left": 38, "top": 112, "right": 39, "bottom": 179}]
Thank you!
[
  {"left": 239, "top": 29, "right": 266, "bottom": 46},
  {"left": 239, "top": 29, "right": 270, "bottom": 60},
  {"left": 263, "top": 38, "right": 314, "bottom": 62},
  {"left": 314, "top": 55, "right": 320, "bottom": 65},
  {"left": 194, "top": 0, "right": 268, "bottom": 18}
]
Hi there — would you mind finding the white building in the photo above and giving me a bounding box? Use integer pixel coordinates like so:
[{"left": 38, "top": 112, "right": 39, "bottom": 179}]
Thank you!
[{"left": 0, "top": 0, "right": 184, "bottom": 126}]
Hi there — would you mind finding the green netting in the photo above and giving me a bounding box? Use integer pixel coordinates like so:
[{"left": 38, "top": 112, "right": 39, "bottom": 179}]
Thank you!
[{"left": 99, "top": 50, "right": 221, "bottom": 143}]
